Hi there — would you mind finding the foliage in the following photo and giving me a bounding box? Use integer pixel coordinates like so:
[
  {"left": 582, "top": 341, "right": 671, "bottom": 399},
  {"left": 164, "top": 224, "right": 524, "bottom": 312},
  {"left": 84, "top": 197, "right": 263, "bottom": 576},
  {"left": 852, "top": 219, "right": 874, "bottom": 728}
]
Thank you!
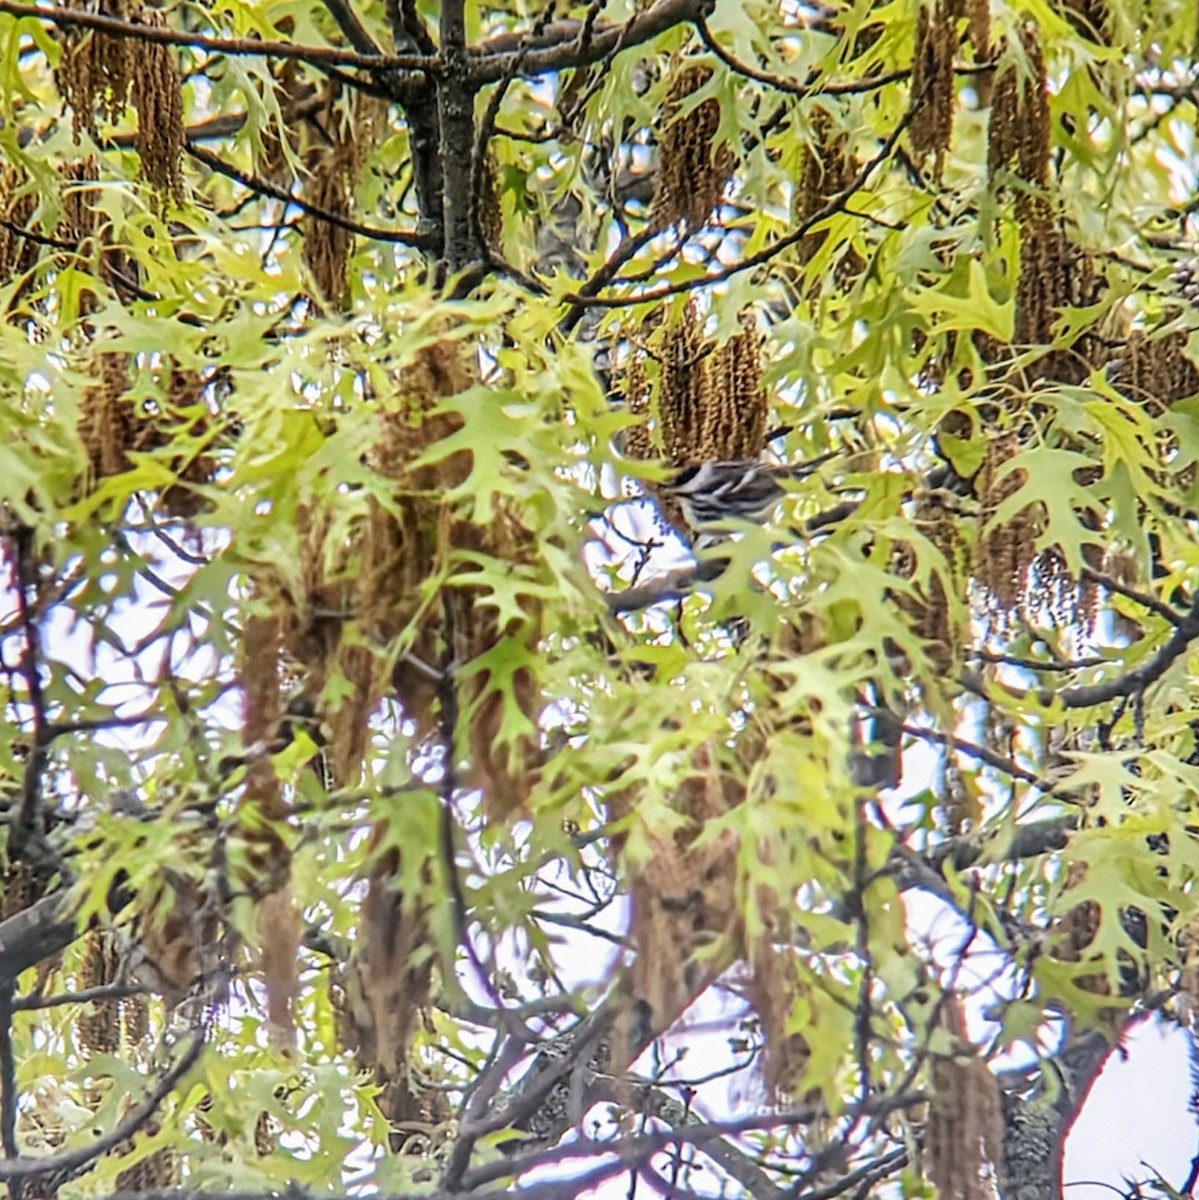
[{"left": 1, "top": 0, "right": 1199, "bottom": 1197}]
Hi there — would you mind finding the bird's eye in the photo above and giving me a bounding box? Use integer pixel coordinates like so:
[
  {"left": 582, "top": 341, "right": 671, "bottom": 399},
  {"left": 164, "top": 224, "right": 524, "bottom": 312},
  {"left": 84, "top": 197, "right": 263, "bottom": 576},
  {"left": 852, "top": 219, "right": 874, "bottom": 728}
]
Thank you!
[{"left": 668, "top": 465, "right": 700, "bottom": 488}]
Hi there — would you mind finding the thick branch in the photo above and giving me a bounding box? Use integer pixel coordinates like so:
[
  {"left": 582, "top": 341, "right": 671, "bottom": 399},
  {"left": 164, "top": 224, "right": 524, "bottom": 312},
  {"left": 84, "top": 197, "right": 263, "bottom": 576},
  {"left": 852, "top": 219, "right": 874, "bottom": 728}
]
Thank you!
[
  {"left": 0, "top": 984, "right": 17, "bottom": 1165},
  {"left": 12, "top": 982, "right": 152, "bottom": 1012},
  {"left": 0, "top": 893, "right": 76, "bottom": 982},
  {"left": 470, "top": 0, "right": 714, "bottom": 84},
  {"left": 10, "top": 526, "right": 47, "bottom": 864},
  {"left": 389, "top": 0, "right": 436, "bottom": 54},
  {"left": 934, "top": 816, "right": 1073, "bottom": 873},
  {"left": 436, "top": 0, "right": 479, "bottom": 272}
]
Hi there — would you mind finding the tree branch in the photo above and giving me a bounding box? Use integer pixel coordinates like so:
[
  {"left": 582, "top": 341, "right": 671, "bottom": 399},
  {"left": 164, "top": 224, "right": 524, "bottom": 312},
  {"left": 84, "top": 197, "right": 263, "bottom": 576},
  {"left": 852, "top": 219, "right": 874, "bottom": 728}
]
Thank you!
[
  {"left": 0, "top": 893, "right": 78, "bottom": 981},
  {"left": 469, "top": 0, "right": 714, "bottom": 84},
  {"left": 316, "top": 0, "right": 381, "bottom": 56},
  {"left": 0, "top": 983, "right": 18, "bottom": 1167},
  {"left": 1080, "top": 563, "right": 1185, "bottom": 627},
  {"left": 185, "top": 144, "right": 431, "bottom": 248},
  {"left": 959, "top": 588, "right": 1199, "bottom": 711},
  {"left": 12, "top": 982, "right": 152, "bottom": 1012},
  {"left": 1055, "top": 589, "right": 1199, "bottom": 707},
  {"left": 464, "top": 1091, "right": 927, "bottom": 1191},
  {"left": 79, "top": 1163, "right": 642, "bottom": 1200},
  {"left": 694, "top": 14, "right": 895, "bottom": 98},
  {"left": 436, "top": 0, "right": 479, "bottom": 272},
  {"left": 567, "top": 106, "right": 915, "bottom": 308},
  {"left": 9, "top": 525, "right": 48, "bottom": 865},
  {"left": 0, "top": 0, "right": 428, "bottom": 71},
  {"left": 891, "top": 719, "right": 1073, "bottom": 802},
  {"left": 0, "top": 1030, "right": 204, "bottom": 1181},
  {"left": 588, "top": 1079, "right": 790, "bottom": 1200}
]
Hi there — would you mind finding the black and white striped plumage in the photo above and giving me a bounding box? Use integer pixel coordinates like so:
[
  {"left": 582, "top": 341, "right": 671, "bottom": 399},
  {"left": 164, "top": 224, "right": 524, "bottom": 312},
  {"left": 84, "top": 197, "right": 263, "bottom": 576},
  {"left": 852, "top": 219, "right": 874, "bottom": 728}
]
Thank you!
[{"left": 661, "top": 451, "right": 836, "bottom": 542}]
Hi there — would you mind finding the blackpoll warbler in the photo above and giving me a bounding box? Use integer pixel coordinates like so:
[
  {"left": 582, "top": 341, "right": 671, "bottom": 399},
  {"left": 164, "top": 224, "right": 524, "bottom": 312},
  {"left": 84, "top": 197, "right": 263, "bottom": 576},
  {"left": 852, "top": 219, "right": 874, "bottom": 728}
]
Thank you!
[{"left": 661, "top": 450, "right": 837, "bottom": 542}]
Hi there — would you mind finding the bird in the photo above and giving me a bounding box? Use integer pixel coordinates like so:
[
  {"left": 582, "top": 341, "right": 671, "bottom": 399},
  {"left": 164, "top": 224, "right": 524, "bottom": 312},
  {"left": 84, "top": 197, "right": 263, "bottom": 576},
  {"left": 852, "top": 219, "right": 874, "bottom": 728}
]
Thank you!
[{"left": 660, "top": 450, "right": 838, "bottom": 544}]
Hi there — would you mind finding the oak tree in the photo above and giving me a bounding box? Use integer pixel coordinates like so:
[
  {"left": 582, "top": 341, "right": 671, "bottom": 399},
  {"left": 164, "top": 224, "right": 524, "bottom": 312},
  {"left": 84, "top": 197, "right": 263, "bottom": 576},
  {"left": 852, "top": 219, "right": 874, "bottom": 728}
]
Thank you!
[{"left": 1, "top": 0, "right": 1198, "bottom": 1198}]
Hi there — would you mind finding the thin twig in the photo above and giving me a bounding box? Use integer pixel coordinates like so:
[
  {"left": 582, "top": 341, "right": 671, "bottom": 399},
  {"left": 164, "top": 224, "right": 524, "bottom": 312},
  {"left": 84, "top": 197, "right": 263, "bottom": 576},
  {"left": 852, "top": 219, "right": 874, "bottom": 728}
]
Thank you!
[
  {"left": 185, "top": 145, "right": 429, "bottom": 247},
  {"left": 890, "top": 717, "right": 1072, "bottom": 802},
  {"left": 12, "top": 982, "right": 152, "bottom": 1012},
  {"left": 0, "top": 1030, "right": 205, "bottom": 1181},
  {"left": 567, "top": 106, "right": 916, "bottom": 309},
  {"left": 1079, "top": 564, "right": 1184, "bottom": 626},
  {"left": 460, "top": 1092, "right": 927, "bottom": 1191}
]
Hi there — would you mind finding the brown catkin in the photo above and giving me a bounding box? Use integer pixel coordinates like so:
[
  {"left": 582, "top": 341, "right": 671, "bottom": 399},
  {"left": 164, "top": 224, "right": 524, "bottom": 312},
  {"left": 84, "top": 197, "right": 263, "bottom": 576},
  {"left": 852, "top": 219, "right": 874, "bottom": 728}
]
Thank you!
[
  {"left": 909, "top": 0, "right": 957, "bottom": 179},
  {"left": 56, "top": 0, "right": 134, "bottom": 139},
  {"left": 303, "top": 145, "right": 355, "bottom": 307},
  {"left": 302, "top": 92, "right": 387, "bottom": 307},
  {"left": 621, "top": 307, "right": 770, "bottom": 541},
  {"left": 651, "top": 302, "right": 767, "bottom": 466},
  {"left": 477, "top": 150, "right": 503, "bottom": 253},
  {"left": 1015, "top": 24, "right": 1051, "bottom": 189},
  {"left": 651, "top": 62, "right": 734, "bottom": 231},
  {"left": 1013, "top": 205, "right": 1064, "bottom": 350},
  {"left": 617, "top": 338, "right": 655, "bottom": 465},
  {"left": 894, "top": 490, "right": 970, "bottom": 674},
  {"left": 1, "top": 861, "right": 35, "bottom": 921},
  {"left": 76, "top": 930, "right": 120, "bottom": 1056},
  {"left": 77, "top": 353, "right": 216, "bottom": 509},
  {"left": 59, "top": 157, "right": 100, "bottom": 247},
  {"left": 795, "top": 111, "right": 860, "bottom": 275},
  {"left": 977, "top": 430, "right": 1036, "bottom": 619},
  {"left": 1050, "top": 860, "right": 1112, "bottom": 1000},
  {"left": 130, "top": 12, "right": 184, "bottom": 204},
  {"left": 988, "top": 23, "right": 1050, "bottom": 189},
  {"left": 657, "top": 298, "right": 709, "bottom": 468},
  {"left": 114, "top": 1123, "right": 178, "bottom": 1193},
  {"left": 745, "top": 943, "right": 813, "bottom": 1100},
  {"left": 1116, "top": 328, "right": 1199, "bottom": 412},
  {"left": 699, "top": 310, "right": 768, "bottom": 462},
  {"left": 254, "top": 1109, "right": 277, "bottom": 1156},
  {"left": 78, "top": 350, "right": 134, "bottom": 481},
  {"left": 0, "top": 166, "right": 38, "bottom": 283},
  {"left": 122, "top": 992, "right": 150, "bottom": 1047},
  {"left": 620, "top": 743, "right": 744, "bottom": 1071},
  {"left": 966, "top": 0, "right": 991, "bottom": 62},
  {"left": 614, "top": 325, "right": 689, "bottom": 534}
]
